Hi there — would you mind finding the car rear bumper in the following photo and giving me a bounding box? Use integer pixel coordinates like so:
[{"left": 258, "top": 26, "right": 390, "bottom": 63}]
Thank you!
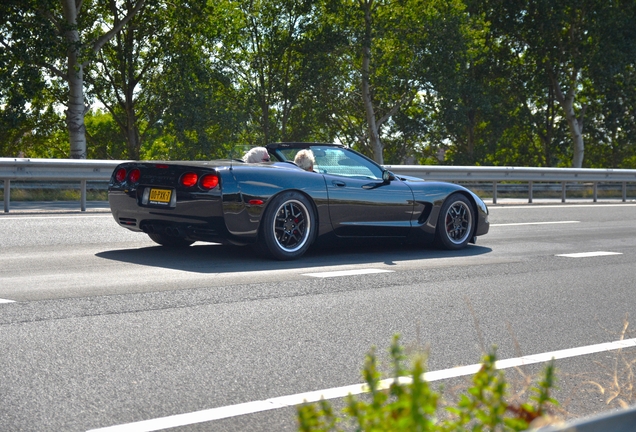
[{"left": 108, "top": 191, "right": 246, "bottom": 244}]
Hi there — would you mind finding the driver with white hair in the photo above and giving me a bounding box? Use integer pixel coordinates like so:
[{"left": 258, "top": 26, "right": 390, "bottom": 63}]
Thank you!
[{"left": 294, "top": 149, "right": 315, "bottom": 172}]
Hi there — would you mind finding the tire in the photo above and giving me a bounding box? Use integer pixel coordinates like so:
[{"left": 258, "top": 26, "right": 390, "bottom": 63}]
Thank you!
[
  {"left": 147, "top": 232, "right": 194, "bottom": 247},
  {"left": 260, "top": 192, "right": 315, "bottom": 260},
  {"left": 435, "top": 193, "right": 475, "bottom": 250}
]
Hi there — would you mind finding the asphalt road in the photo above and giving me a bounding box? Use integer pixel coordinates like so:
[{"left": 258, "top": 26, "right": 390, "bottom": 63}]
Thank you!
[{"left": 1, "top": 201, "right": 635, "bottom": 431}]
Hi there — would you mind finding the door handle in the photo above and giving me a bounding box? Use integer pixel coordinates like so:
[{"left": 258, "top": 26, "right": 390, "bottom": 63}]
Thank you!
[{"left": 332, "top": 180, "right": 346, "bottom": 187}]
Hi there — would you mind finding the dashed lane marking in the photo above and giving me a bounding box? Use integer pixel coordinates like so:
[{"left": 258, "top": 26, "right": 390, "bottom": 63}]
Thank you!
[
  {"left": 0, "top": 299, "right": 15, "bottom": 303},
  {"left": 87, "top": 337, "right": 636, "bottom": 432},
  {"left": 556, "top": 251, "right": 623, "bottom": 258}
]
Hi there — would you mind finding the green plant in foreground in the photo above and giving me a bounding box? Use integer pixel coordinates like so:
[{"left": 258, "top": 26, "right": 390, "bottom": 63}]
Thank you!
[{"left": 297, "top": 335, "right": 558, "bottom": 431}]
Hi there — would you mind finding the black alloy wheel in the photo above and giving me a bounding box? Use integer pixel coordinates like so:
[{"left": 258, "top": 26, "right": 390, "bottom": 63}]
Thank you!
[
  {"left": 260, "top": 191, "right": 315, "bottom": 260},
  {"left": 435, "top": 193, "right": 475, "bottom": 250}
]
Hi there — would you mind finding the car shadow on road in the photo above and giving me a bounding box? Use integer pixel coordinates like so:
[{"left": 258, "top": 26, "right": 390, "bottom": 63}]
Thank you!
[{"left": 95, "top": 241, "right": 492, "bottom": 274}]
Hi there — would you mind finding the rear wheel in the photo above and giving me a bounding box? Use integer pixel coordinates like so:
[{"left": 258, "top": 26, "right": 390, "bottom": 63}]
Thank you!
[
  {"left": 147, "top": 232, "right": 194, "bottom": 247},
  {"left": 260, "top": 192, "right": 315, "bottom": 260},
  {"left": 435, "top": 194, "right": 475, "bottom": 250}
]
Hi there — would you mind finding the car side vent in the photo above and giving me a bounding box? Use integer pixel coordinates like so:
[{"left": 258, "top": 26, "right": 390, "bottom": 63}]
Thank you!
[
  {"left": 119, "top": 217, "right": 137, "bottom": 226},
  {"left": 418, "top": 203, "right": 433, "bottom": 224}
]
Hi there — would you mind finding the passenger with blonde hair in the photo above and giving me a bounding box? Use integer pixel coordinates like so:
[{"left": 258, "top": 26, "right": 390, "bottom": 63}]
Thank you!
[
  {"left": 294, "top": 149, "right": 315, "bottom": 172},
  {"left": 243, "top": 147, "right": 270, "bottom": 163}
]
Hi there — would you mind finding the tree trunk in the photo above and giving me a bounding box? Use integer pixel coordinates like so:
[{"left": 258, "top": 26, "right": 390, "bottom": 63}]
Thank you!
[
  {"left": 360, "top": 0, "right": 383, "bottom": 164},
  {"left": 258, "top": 65, "right": 271, "bottom": 144},
  {"left": 62, "top": 0, "right": 87, "bottom": 159},
  {"left": 466, "top": 108, "right": 475, "bottom": 159},
  {"left": 551, "top": 73, "right": 585, "bottom": 168},
  {"left": 262, "top": 101, "right": 271, "bottom": 144},
  {"left": 59, "top": 0, "right": 145, "bottom": 159},
  {"left": 538, "top": 85, "right": 556, "bottom": 167},
  {"left": 125, "top": 102, "right": 140, "bottom": 160}
]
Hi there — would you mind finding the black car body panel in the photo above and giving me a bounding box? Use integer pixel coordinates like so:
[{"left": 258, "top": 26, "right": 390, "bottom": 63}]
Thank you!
[{"left": 108, "top": 143, "right": 489, "bottom": 258}]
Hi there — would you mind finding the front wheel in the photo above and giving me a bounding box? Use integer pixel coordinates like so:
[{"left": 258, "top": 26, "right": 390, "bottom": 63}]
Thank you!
[
  {"left": 259, "top": 192, "right": 315, "bottom": 260},
  {"left": 435, "top": 194, "right": 475, "bottom": 250}
]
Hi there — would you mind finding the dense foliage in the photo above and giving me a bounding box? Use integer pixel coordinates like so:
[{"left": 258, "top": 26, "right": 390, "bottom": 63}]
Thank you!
[
  {"left": 297, "top": 335, "right": 559, "bottom": 431},
  {"left": 1, "top": 0, "right": 635, "bottom": 167}
]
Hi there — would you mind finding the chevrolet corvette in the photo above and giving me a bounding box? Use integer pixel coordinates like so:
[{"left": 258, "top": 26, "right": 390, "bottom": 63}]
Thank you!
[{"left": 108, "top": 142, "right": 489, "bottom": 260}]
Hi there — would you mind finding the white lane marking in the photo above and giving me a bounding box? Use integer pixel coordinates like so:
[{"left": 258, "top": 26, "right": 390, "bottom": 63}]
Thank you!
[
  {"left": 302, "top": 269, "right": 395, "bottom": 278},
  {"left": 0, "top": 215, "right": 111, "bottom": 221},
  {"left": 0, "top": 299, "right": 15, "bottom": 303},
  {"left": 87, "top": 337, "right": 636, "bottom": 432},
  {"left": 556, "top": 251, "right": 623, "bottom": 258},
  {"left": 492, "top": 221, "right": 579, "bottom": 227},
  {"left": 490, "top": 203, "right": 636, "bottom": 209}
]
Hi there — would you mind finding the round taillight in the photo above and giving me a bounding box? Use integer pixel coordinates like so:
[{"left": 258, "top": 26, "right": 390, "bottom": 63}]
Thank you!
[
  {"left": 200, "top": 174, "right": 219, "bottom": 190},
  {"left": 181, "top": 172, "right": 198, "bottom": 187},
  {"left": 114, "top": 168, "right": 127, "bottom": 183},
  {"left": 128, "top": 168, "right": 141, "bottom": 183}
]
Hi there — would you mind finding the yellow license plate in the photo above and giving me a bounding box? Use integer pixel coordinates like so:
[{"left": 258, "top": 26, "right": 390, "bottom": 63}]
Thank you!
[{"left": 149, "top": 188, "right": 172, "bottom": 204}]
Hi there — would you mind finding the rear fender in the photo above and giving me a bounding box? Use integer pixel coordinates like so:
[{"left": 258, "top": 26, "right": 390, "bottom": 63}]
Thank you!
[{"left": 223, "top": 166, "right": 330, "bottom": 240}]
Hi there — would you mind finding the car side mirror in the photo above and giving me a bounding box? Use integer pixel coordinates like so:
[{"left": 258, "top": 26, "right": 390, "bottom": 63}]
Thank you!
[{"left": 382, "top": 170, "right": 395, "bottom": 183}]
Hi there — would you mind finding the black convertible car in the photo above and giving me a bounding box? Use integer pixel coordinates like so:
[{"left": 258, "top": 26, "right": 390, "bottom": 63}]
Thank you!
[{"left": 108, "top": 143, "right": 489, "bottom": 260}]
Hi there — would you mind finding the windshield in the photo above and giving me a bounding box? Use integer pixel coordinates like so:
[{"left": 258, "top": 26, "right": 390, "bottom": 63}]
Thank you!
[{"left": 278, "top": 146, "right": 383, "bottom": 180}]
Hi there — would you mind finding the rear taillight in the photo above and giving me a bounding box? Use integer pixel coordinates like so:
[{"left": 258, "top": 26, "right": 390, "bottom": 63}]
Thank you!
[
  {"left": 200, "top": 174, "right": 219, "bottom": 190},
  {"left": 114, "top": 168, "right": 127, "bottom": 183},
  {"left": 180, "top": 172, "right": 198, "bottom": 187},
  {"left": 128, "top": 168, "right": 141, "bottom": 183}
]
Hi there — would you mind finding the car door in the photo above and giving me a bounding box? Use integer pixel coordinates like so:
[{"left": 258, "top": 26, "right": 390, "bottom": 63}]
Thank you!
[{"left": 315, "top": 147, "right": 415, "bottom": 238}]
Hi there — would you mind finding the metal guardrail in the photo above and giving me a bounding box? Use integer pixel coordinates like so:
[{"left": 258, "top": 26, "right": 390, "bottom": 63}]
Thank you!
[
  {"left": 0, "top": 158, "right": 122, "bottom": 212},
  {"left": 386, "top": 165, "right": 636, "bottom": 204},
  {"left": 2, "top": 158, "right": 636, "bottom": 212}
]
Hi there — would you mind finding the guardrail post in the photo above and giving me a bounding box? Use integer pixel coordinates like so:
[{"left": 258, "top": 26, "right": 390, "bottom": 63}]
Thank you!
[
  {"left": 528, "top": 181, "right": 533, "bottom": 203},
  {"left": 80, "top": 179, "right": 87, "bottom": 212},
  {"left": 623, "top": 182, "right": 627, "bottom": 202},
  {"left": 593, "top": 182, "right": 598, "bottom": 202},
  {"left": 3, "top": 179, "right": 9, "bottom": 213},
  {"left": 492, "top": 181, "right": 497, "bottom": 204},
  {"left": 561, "top": 182, "right": 566, "bottom": 203}
]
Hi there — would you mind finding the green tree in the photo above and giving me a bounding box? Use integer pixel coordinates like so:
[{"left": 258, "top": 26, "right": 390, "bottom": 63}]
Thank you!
[
  {"left": 209, "top": 0, "right": 338, "bottom": 147},
  {"left": 319, "top": 0, "right": 472, "bottom": 164},
  {"left": 1, "top": 0, "right": 145, "bottom": 159},
  {"left": 84, "top": 109, "right": 126, "bottom": 159},
  {"left": 473, "top": 0, "right": 636, "bottom": 168},
  {"left": 86, "top": 0, "right": 165, "bottom": 159},
  {"left": 143, "top": 45, "right": 244, "bottom": 161},
  {"left": 0, "top": 64, "right": 57, "bottom": 157},
  {"left": 410, "top": 1, "right": 495, "bottom": 166},
  {"left": 85, "top": 0, "right": 242, "bottom": 161},
  {"left": 322, "top": 0, "right": 418, "bottom": 163},
  {"left": 582, "top": 0, "right": 636, "bottom": 168}
]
